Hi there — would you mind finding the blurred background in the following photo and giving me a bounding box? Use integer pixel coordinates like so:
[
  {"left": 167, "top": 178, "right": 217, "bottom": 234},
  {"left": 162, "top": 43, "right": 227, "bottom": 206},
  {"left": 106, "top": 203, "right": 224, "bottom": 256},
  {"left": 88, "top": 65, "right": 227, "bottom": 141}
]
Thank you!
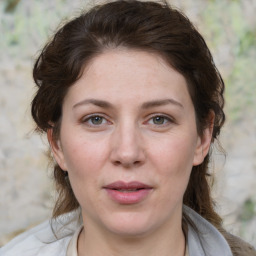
[{"left": 0, "top": 0, "right": 255, "bottom": 247}]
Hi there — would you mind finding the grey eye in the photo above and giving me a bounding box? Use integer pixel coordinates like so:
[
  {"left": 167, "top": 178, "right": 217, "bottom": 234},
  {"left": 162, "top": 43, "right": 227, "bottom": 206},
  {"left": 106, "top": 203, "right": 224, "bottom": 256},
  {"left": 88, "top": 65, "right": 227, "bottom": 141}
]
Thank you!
[
  {"left": 90, "top": 116, "right": 104, "bottom": 125},
  {"left": 152, "top": 116, "right": 165, "bottom": 125}
]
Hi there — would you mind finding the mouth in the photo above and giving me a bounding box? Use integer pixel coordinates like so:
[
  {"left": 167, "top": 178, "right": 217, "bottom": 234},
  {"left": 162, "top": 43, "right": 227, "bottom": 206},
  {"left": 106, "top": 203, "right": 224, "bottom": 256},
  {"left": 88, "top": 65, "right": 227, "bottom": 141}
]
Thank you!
[
  {"left": 103, "top": 181, "right": 153, "bottom": 204},
  {"left": 104, "top": 181, "right": 153, "bottom": 191},
  {"left": 111, "top": 188, "right": 145, "bottom": 192}
]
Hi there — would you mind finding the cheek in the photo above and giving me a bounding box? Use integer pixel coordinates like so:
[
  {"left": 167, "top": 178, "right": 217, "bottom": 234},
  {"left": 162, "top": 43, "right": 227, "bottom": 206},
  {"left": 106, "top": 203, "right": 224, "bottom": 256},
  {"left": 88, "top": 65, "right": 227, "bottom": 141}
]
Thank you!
[
  {"left": 151, "top": 134, "right": 197, "bottom": 176},
  {"left": 148, "top": 133, "right": 197, "bottom": 201},
  {"left": 144, "top": 137, "right": 196, "bottom": 220},
  {"left": 61, "top": 137, "right": 109, "bottom": 178},
  {"left": 61, "top": 139, "right": 109, "bottom": 204}
]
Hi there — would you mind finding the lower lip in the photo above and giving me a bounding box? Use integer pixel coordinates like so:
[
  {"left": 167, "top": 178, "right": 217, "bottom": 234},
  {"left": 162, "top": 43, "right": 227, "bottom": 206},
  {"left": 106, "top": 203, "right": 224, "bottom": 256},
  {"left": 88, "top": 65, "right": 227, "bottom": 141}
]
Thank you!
[{"left": 104, "top": 189, "right": 152, "bottom": 204}]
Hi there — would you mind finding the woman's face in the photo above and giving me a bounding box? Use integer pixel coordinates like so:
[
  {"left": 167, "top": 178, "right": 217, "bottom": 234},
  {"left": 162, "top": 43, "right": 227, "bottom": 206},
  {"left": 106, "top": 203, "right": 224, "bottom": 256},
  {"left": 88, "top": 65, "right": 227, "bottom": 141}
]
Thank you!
[{"left": 51, "top": 49, "right": 211, "bottom": 238}]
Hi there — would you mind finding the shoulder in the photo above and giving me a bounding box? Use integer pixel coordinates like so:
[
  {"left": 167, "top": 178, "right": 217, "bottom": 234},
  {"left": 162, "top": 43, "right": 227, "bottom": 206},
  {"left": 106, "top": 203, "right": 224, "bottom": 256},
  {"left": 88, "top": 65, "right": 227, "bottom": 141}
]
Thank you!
[
  {"left": 0, "top": 221, "right": 69, "bottom": 256},
  {"left": 0, "top": 211, "right": 81, "bottom": 256},
  {"left": 221, "top": 231, "right": 256, "bottom": 256},
  {"left": 184, "top": 206, "right": 256, "bottom": 256},
  {"left": 184, "top": 206, "right": 233, "bottom": 256}
]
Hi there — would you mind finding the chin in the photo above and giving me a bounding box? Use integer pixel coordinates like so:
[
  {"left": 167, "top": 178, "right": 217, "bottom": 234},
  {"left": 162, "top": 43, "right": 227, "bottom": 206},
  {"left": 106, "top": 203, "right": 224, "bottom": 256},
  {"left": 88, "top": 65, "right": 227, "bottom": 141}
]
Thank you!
[{"left": 101, "top": 212, "right": 159, "bottom": 238}]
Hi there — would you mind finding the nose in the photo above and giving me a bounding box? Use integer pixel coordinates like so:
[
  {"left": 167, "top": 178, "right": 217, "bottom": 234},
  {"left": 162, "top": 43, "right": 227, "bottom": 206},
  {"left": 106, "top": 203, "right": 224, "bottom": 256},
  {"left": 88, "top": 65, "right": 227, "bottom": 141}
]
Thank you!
[{"left": 110, "top": 122, "right": 146, "bottom": 168}]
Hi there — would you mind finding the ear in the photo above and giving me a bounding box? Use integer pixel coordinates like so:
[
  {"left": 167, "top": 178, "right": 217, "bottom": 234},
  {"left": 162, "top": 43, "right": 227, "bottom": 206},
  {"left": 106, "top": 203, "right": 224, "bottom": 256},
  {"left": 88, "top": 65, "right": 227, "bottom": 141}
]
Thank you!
[
  {"left": 47, "top": 129, "right": 67, "bottom": 171},
  {"left": 193, "top": 111, "right": 215, "bottom": 166}
]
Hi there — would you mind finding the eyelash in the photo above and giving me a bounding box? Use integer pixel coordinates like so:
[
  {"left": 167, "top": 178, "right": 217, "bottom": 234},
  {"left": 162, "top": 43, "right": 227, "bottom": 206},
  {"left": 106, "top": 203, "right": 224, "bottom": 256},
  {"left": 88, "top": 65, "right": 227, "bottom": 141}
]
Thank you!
[
  {"left": 81, "top": 114, "right": 110, "bottom": 127},
  {"left": 146, "top": 114, "right": 174, "bottom": 127},
  {"left": 81, "top": 114, "right": 175, "bottom": 128}
]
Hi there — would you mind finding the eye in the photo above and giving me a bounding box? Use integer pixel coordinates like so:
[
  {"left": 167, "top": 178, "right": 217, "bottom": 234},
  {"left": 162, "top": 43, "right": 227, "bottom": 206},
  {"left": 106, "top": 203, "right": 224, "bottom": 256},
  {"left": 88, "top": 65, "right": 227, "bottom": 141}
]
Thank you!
[
  {"left": 82, "top": 115, "right": 108, "bottom": 126},
  {"left": 152, "top": 116, "right": 167, "bottom": 125},
  {"left": 147, "top": 115, "right": 173, "bottom": 126},
  {"left": 90, "top": 116, "right": 104, "bottom": 125}
]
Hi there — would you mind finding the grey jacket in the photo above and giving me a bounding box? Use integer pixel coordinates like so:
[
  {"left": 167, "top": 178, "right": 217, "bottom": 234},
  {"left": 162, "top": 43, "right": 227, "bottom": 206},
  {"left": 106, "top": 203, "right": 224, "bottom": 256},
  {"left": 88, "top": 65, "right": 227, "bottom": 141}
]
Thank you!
[
  {"left": 184, "top": 206, "right": 256, "bottom": 256},
  {"left": 1, "top": 206, "right": 255, "bottom": 256},
  {"left": 184, "top": 205, "right": 233, "bottom": 255}
]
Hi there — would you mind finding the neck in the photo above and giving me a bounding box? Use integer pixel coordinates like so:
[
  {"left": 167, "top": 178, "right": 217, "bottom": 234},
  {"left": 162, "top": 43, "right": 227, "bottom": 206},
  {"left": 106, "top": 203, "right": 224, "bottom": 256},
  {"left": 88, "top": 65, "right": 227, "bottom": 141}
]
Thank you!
[{"left": 78, "top": 217, "right": 186, "bottom": 256}]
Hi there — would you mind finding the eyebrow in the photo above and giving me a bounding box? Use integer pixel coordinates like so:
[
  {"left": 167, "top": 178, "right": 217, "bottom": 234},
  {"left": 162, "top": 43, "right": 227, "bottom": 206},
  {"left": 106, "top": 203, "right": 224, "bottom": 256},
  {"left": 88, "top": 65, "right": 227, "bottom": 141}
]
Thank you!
[
  {"left": 73, "top": 98, "right": 183, "bottom": 109},
  {"left": 141, "top": 99, "right": 184, "bottom": 109},
  {"left": 73, "top": 99, "right": 114, "bottom": 109}
]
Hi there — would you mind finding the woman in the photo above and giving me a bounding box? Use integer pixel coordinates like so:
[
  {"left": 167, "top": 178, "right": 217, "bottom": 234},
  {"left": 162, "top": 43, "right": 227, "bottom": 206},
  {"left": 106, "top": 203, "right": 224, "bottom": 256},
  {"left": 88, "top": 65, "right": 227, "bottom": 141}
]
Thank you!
[{"left": 1, "top": 1, "right": 255, "bottom": 255}]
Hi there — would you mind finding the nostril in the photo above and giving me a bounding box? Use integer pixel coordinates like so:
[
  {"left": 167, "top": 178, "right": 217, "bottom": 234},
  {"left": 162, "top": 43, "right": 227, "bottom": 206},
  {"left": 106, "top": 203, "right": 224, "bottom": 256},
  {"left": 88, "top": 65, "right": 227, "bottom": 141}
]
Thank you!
[
  {"left": 112, "top": 160, "right": 142, "bottom": 168},
  {"left": 113, "top": 160, "right": 121, "bottom": 166},
  {"left": 134, "top": 161, "right": 141, "bottom": 166},
  {"left": 110, "top": 145, "right": 146, "bottom": 168}
]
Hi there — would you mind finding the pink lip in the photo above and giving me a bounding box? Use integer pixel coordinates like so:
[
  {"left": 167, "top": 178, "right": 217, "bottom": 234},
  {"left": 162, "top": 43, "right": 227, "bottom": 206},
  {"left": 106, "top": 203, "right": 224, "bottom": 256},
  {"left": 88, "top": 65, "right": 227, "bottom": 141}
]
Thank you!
[{"left": 103, "top": 181, "right": 153, "bottom": 205}]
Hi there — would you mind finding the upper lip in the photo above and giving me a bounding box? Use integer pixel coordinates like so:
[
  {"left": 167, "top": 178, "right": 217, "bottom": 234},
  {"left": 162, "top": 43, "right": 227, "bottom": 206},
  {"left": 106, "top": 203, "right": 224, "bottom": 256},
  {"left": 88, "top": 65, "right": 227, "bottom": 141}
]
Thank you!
[{"left": 103, "top": 181, "right": 153, "bottom": 190}]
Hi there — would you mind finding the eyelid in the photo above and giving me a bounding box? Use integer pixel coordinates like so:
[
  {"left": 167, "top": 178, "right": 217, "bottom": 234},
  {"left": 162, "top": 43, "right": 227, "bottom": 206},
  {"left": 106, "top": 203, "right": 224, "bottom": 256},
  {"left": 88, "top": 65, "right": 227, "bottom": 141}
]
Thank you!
[
  {"left": 81, "top": 113, "right": 112, "bottom": 126},
  {"left": 145, "top": 113, "right": 176, "bottom": 126},
  {"left": 80, "top": 113, "right": 175, "bottom": 127}
]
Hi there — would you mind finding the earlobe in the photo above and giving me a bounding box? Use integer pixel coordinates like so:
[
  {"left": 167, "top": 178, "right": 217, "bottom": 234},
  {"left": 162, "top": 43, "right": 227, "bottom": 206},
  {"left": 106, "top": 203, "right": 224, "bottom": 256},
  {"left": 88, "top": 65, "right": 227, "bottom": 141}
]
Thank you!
[
  {"left": 47, "top": 129, "right": 67, "bottom": 171},
  {"left": 193, "top": 112, "right": 214, "bottom": 166}
]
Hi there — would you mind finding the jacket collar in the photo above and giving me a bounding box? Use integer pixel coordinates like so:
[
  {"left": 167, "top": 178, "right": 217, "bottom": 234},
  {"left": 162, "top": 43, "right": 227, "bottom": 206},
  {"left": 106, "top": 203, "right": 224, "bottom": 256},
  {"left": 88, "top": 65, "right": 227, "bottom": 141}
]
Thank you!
[{"left": 184, "top": 206, "right": 233, "bottom": 256}]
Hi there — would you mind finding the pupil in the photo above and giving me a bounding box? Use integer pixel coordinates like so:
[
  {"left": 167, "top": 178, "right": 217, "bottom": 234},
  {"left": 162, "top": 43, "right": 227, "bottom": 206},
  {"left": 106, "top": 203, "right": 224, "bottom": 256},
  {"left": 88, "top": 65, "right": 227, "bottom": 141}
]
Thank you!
[
  {"left": 92, "top": 116, "right": 102, "bottom": 124},
  {"left": 154, "top": 116, "right": 164, "bottom": 124}
]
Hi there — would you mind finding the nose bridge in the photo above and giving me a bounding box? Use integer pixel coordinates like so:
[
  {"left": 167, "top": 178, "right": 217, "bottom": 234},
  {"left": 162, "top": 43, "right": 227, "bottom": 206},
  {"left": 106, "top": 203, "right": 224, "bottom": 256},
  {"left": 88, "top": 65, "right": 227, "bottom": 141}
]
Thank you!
[{"left": 110, "top": 118, "right": 145, "bottom": 167}]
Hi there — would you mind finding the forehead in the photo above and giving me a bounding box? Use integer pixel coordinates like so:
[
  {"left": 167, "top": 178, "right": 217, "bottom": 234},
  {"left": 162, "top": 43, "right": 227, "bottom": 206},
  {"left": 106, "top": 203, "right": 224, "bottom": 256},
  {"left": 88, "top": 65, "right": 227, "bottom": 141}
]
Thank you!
[
  {"left": 84, "top": 49, "right": 184, "bottom": 85},
  {"left": 64, "top": 49, "right": 192, "bottom": 108}
]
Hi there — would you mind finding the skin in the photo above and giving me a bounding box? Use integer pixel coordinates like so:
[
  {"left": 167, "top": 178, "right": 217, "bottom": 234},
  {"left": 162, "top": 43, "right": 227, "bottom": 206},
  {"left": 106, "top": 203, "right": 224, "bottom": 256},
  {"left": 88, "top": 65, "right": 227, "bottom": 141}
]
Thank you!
[{"left": 49, "top": 49, "right": 213, "bottom": 256}]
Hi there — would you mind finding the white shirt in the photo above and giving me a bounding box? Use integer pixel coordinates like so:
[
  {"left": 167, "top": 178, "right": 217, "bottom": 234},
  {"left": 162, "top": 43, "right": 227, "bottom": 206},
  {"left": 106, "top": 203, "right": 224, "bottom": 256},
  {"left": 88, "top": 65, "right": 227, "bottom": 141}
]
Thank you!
[{"left": 66, "top": 226, "right": 83, "bottom": 256}]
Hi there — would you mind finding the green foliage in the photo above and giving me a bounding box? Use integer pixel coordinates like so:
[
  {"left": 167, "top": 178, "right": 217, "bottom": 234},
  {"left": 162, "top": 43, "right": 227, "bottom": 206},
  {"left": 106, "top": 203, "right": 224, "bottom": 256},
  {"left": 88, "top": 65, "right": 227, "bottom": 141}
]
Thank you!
[
  {"left": 239, "top": 198, "right": 256, "bottom": 222},
  {"left": 237, "top": 29, "right": 256, "bottom": 58},
  {"left": 1, "top": 0, "right": 80, "bottom": 60},
  {"left": 202, "top": 0, "right": 256, "bottom": 123}
]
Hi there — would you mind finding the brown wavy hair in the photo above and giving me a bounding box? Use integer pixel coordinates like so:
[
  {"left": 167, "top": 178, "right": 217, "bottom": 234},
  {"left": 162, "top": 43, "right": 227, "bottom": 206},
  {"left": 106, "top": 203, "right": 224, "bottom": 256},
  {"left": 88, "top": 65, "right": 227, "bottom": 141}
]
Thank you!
[{"left": 32, "top": 0, "right": 225, "bottom": 235}]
